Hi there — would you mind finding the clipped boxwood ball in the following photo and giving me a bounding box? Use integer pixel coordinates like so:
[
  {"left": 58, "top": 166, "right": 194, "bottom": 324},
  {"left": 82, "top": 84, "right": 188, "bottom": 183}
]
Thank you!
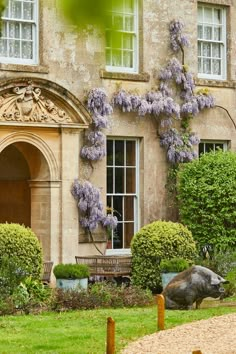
[
  {"left": 0, "top": 223, "right": 43, "bottom": 279},
  {"left": 131, "top": 220, "right": 196, "bottom": 292}
]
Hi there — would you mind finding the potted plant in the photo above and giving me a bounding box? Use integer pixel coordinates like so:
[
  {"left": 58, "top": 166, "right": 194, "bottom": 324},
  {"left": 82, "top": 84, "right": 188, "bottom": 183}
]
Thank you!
[
  {"left": 160, "top": 257, "right": 190, "bottom": 289},
  {"left": 53, "top": 263, "right": 90, "bottom": 290}
]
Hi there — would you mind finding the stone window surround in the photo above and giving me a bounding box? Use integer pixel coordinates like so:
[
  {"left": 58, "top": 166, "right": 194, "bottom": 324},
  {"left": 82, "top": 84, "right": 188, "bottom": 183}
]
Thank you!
[
  {"left": 0, "top": 1, "right": 48, "bottom": 74},
  {"left": 100, "top": 0, "right": 150, "bottom": 82}
]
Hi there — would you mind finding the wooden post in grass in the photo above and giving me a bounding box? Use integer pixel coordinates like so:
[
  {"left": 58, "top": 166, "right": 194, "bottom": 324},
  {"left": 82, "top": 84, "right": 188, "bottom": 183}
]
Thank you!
[
  {"left": 192, "top": 351, "right": 203, "bottom": 354},
  {"left": 157, "top": 294, "right": 165, "bottom": 330},
  {"left": 106, "top": 317, "right": 115, "bottom": 354}
]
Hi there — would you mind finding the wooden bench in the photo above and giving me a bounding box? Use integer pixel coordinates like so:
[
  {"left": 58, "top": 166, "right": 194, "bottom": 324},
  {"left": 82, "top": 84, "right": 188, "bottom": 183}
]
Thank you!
[
  {"left": 75, "top": 255, "right": 132, "bottom": 277},
  {"left": 41, "top": 261, "right": 54, "bottom": 285}
]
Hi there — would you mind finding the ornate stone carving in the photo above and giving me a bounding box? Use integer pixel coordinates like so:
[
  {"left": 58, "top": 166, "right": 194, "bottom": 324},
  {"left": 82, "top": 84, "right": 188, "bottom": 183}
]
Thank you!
[{"left": 0, "top": 82, "right": 73, "bottom": 124}]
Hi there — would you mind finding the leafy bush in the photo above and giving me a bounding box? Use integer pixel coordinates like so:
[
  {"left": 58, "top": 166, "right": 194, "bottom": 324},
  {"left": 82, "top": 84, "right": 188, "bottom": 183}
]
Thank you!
[
  {"left": 224, "top": 269, "right": 236, "bottom": 297},
  {"left": 131, "top": 220, "right": 196, "bottom": 292},
  {"left": 51, "top": 282, "right": 153, "bottom": 311},
  {"left": 53, "top": 263, "right": 90, "bottom": 279},
  {"left": 195, "top": 248, "right": 236, "bottom": 277},
  {"left": 160, "top": 257, "right": 190, "bottom": 273},
  {"left": 177, "top": 150, "right": 236, "bottom": 250},
  {"left": 0, "top": 223, "right": 42, "bottom": 279}
]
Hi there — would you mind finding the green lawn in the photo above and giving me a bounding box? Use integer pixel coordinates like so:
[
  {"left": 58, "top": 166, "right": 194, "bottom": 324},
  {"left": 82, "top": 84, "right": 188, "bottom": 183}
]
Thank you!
[{"left": 0, "top": 305, "right": 235, "bottom": 353}]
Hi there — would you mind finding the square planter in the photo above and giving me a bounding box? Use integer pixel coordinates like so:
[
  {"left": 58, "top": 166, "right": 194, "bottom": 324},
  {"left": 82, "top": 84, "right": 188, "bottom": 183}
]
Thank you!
[
  {"left": 161, "top": 272, "right": 179, "bottom": 289},
  {"left": 56, "top": 278, "right": 88, "bottom": 291}
]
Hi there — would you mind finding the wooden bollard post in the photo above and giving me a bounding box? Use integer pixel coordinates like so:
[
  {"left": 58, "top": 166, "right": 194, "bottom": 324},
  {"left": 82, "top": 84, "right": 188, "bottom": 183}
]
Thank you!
[
  {"left": 157, "top": 294, "right": 165, "bottom": 331},
  {"left": 106, "top": 317, "right": 115, "bottom": 354},
  {"left": 192, "top": 351, "right": 202, "bottom": 354}
]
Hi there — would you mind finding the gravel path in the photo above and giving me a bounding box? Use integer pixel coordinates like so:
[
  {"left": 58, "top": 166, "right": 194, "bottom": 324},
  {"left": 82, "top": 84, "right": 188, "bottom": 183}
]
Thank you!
[{"left": 122, "top": 313, "right": 236, "bottom": 354}]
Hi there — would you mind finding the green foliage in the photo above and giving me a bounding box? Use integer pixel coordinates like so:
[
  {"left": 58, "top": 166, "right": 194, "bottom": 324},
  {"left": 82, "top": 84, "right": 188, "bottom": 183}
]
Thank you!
[
  {"left": 0, "top": 256, "right": 26, "bottom": 298},
  {"left": 160, "top": 257, "right": 190, "bottom": 273},
  {"left": 131, "top": 220, "right": 196, "bottom": 292},
  {"left": 177, "top": 150, "right": 236, "bottom": 250},
  {"left": 51, "top": 282, "right": 153, "bottom": 311},
  {"left": 0, "top": 223, "right": 43, "bottom": 280},
  {"left": 59, "top": 0, "right": 121, "bottom": 28},
  {"left": 53, "top": 263, "right": 90, "bottom": 279},
  {"left": 224, "top": 269, "right": 236, "bottom": 297}
]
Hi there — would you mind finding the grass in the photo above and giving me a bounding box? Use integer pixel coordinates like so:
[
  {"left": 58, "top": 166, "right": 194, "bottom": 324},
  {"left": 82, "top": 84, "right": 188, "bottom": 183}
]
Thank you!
[{"left": 0, "top": 305, "right": 235, "bottom": 353}]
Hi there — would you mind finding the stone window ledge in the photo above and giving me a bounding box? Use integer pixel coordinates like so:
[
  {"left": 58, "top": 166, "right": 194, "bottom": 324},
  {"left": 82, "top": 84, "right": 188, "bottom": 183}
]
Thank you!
[
  {"left": 195, "top": 78, "right": 236, "bottom": 89},
  {"left": 0, "top": 63, "right": 49, "bottom": 74},
  {"left": 100, "top": 69, "right": 150, "bottom": 82}
]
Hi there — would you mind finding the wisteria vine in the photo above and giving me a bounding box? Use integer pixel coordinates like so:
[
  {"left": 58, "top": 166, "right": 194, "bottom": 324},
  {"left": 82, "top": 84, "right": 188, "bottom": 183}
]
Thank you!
[
  {"left": 71, "top": 179, "right": 117, "bottom": 254},
  {"left": 113, "top": 19, "right": 215, "bottom": 164},
  {"left": 80, "top": 88, "right": 113, "bottom": 161}
]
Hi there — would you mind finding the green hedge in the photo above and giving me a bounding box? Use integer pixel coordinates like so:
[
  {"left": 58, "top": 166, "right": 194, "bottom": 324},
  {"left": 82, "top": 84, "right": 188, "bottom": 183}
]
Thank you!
[
  {"left": 53, "top": 264, "right": 90, "bottom": 279},
  {"left": 0, "top": 223, "right": 43, "bottom": 279},
  {"left": 177, "top": 150, "right": 236, "bottom": 250},
  {"left": 131, "top": 221, "right": 196, "bottom": 292}
]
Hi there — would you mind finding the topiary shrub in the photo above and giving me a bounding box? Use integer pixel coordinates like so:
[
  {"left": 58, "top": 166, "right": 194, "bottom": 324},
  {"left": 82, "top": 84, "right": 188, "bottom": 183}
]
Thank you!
[
  {"left": 53, "top": 264, "right": 90, "bottom": 279},
  {"left": 0, "top": 223, "right": 43, "bottom": 280},
  {"left": 177, "top": 150, "right": 236, "bottom": 251},
  {"left": 131, "top": 220, "right": 196, "bottom": 292}
]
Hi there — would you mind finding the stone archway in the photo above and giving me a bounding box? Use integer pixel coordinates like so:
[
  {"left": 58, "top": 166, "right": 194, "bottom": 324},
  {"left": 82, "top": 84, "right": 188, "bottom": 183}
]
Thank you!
[{"left": 0, "top": 139, "right": 52, "bottom": 259}]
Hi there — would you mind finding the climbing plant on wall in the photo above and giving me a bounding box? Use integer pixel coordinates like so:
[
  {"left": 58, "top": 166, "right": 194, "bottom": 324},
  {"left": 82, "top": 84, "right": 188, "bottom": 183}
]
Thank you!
[{"left": 71, "top": 19, "right": 216, "bottom": 247}]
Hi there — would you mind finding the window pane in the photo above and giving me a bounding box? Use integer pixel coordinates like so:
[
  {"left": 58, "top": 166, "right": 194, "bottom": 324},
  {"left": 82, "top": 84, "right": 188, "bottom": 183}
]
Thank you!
[
  {"left": 214, "top": 9, "right": 222, "bottom": 24},
  {"left": 112, "top": 49, "right": 122, "bottom": 66},
  {"left": 115, "top": 140, "right": 124, "bottom": 165},
  {"left": 204, "top": 26, "right": 212, "bottom": 40},
  {"left": 114, "top": 223, "right": 123, "bottom": 249},
  {"left": 198, "top": 58, "right": 202, "bottom": 73},
  {"left": 0, "top": 39, "right": 7, "bottom": 56},
  {"left": 212, "top": 43, "right": 220, "bottom": 58},
  {"left": 124, "top": 223, "right": 134, "bottom": 248},
  {"left": 124, "top": 196, "right": 134, "bottom": 221},
  {"left": 212, "top": 59, "right": 221, "bottom": 75},
  {"left": 23, "top": 1, "right": 33, "bottom": 20},
  {"left": 113, "top": 15, "right": 123, "bottom": 30},
  {"left": 9, "top": 22, "right": 20, "bottom": 38},
  {"left": 113, "top": 196, "right": 123, "bottom": 221},
  {"left": 215, "top": 143, "right": 224, "bottom": 151},
  {"left": 9, "top": 39, "right": 20, "bottom": 57},
  {"left": 198, "top": 6, "right": 203, "bottom": 21},
  {"left": 11, "top": 0, "right": 22, "bottom": 19},
  {"left": 123, "top": 51, "right": 133, "bottom": 68},
  {"left": 202, "top": 43, "right": 211, "bottom": 57},
  {"left": 107, "top": 140, "right": 113, "bottom": 165},
  {"left": 203, "top": 58, "right": 211, "bottom": 74},
  {"left": 22, "top": 24, "right": 33, "bottom": 40},
  {"left": 198, "top": 25, "right": 203, "bottom": 39},
  {"left": 107, "top": 168, "right": 113, "bottom": 193},
  {"left": 115, "top": 168, "right": 124, "bottom": 193},
  {"left": 123, "top": 33, "right": 133, "bottom": 50},
  {"left": 125, "top": 16, "right": 134, "bottom": 31},
  {"left": 126, "top": 141, "right": 136, "bottom": 166},
  {"left": 126, "top": 168, "right": 135, "bottom": 193},
  {"left": 22, "top": 41, "right": 33, "bottom": 59},
  {"left": 205, "top": 143, "right": 214, "bottom": 153},
  {"left": 124, "top": 0, "right": 134, "bottom": 13},
  {"left": 204, "top": 7, "right": 213, "bottom": 23},
  {"left": 199, "top": 143, "right": 204, "bottom": 155},
  {"left": 214, "top": 27, "right": 221, "bottom": 41}
]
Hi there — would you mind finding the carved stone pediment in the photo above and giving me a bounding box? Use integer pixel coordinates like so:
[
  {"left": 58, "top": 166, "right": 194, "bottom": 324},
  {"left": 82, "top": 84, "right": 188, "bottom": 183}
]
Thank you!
[
  {"left": 0, "top": 81, "right": 73, "bottom": 124},
  {"left": 0, "top": 79, "right": 91, "bottom": 127}
]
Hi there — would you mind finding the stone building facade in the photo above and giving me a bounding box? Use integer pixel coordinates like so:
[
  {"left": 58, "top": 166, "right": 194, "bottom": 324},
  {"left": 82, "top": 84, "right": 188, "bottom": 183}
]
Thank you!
[{"left": 0, "top": 0, "right": 235, "bottom": 264}]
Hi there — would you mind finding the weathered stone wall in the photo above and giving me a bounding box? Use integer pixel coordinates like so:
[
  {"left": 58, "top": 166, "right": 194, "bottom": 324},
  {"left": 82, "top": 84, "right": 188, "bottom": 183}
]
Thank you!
[{"left": 0, "top": 0, "right": 236, "bottom": 262}]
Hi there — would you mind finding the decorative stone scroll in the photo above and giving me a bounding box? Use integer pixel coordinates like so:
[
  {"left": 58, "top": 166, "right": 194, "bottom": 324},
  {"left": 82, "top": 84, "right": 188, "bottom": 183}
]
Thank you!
[{"left": 0, "top": 82, "right": 73, "bottom": 124}]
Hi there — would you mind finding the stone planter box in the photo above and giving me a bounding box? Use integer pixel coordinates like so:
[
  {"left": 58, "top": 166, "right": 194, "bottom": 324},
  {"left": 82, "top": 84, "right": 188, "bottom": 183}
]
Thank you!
[
  {"left": 56, "top": 278, "right": 88, "bottom": 291},
  {"left": 161, "top": 272, "right": 179, "bottom": 289}
]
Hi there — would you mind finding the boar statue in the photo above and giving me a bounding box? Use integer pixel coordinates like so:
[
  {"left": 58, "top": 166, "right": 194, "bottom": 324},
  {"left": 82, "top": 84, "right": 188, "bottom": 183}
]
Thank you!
[{"left": 162, "top": 265, "right": 228, "bottom": 309}]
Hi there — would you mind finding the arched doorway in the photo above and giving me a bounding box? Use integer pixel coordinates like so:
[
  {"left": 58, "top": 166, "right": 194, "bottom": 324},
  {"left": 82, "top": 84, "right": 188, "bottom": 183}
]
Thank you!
[
  {"left": 0, "top": 144, "right": 31, "bottom": 226},
  {"left": 0, "top": 141, "right": 51, "bottom": 259}
]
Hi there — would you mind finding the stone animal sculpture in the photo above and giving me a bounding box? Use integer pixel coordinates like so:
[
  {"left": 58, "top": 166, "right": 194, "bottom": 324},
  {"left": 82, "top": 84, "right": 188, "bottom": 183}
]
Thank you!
[{"left": 162, "top": 265, "right": 228, "bottom": 309}]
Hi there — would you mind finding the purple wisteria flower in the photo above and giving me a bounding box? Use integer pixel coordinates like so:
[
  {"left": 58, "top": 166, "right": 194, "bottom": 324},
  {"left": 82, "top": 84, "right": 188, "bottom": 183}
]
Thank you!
[
  {"left": 160, "top": 128, "right": 199, "bottom": 163},
  {"left": 71, "top": 180, "right": 117, "bottom": 231},
  {"left": 169, "top": 20, "right": 190, "bottom": 52}
]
